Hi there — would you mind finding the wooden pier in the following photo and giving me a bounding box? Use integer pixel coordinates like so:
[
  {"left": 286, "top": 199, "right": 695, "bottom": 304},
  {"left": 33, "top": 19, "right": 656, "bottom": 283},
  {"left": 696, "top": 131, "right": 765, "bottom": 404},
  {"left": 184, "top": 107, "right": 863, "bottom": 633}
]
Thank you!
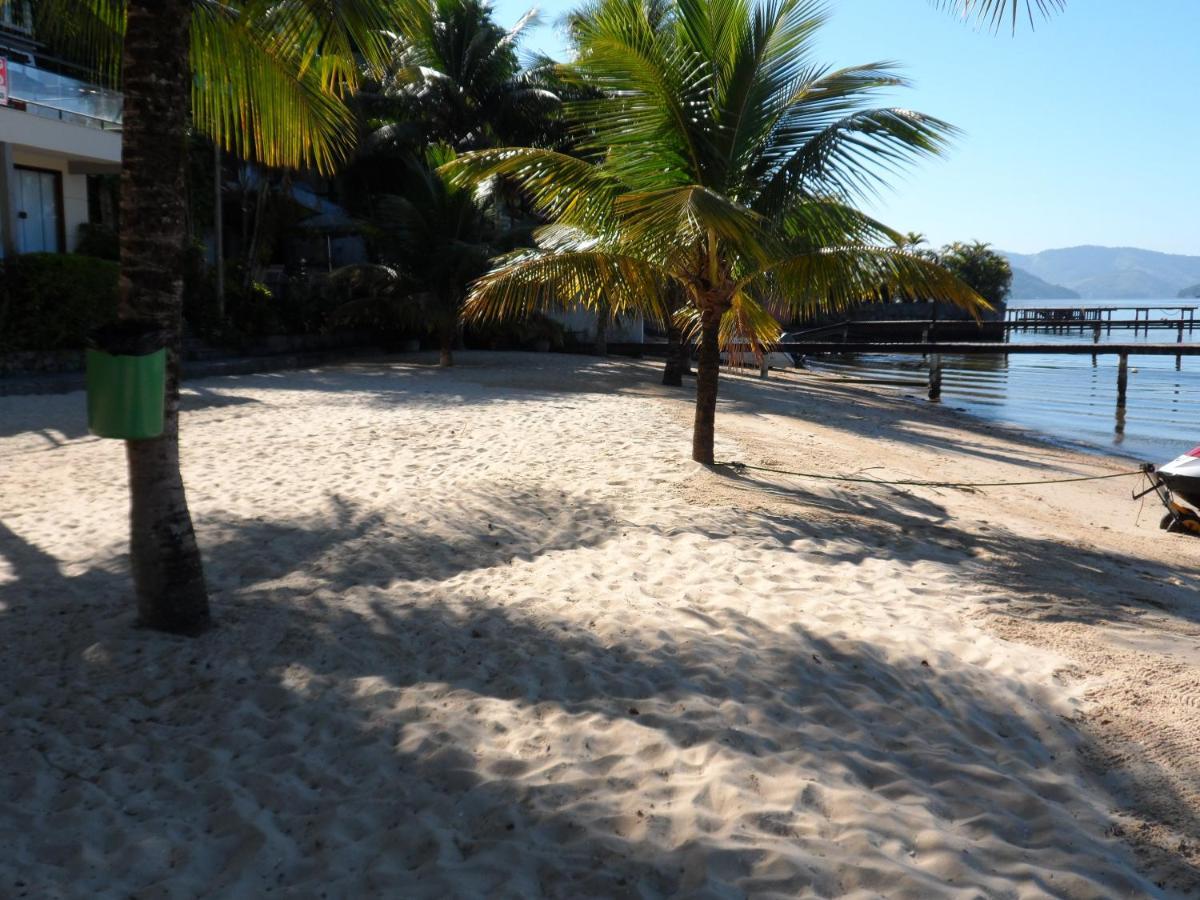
[
  {"left": 771, "top": 341, "right": 1200, "bottom": 356},
  {"left": 1004, "top": 304, "right": 1197, "bottom": 337},
  {"left": 772, "top": 342, "right": 1199, "bottom": 403}
]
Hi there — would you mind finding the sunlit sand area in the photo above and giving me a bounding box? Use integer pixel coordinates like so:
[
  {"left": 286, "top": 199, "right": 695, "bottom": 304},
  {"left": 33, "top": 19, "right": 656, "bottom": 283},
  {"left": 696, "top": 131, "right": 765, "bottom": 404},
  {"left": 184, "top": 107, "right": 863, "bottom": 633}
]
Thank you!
[{"left": 2, "top": 353, "right": 1197, "bottom": 896}]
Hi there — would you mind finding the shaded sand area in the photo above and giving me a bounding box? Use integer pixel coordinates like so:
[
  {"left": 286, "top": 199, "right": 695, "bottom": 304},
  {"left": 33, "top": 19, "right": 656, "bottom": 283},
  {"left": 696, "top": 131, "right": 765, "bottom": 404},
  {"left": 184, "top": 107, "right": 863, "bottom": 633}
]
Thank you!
[{"left": 1, "top": 352, "right": 1197, "bottom": 897}]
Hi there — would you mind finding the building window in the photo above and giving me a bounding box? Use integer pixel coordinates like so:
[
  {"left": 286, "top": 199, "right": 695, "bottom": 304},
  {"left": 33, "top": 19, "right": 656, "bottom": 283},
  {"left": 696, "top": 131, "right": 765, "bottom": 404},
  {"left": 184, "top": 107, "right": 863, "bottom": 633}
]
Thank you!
[{"left": 14, "top": 165, "right": 63, "bottom": 253}]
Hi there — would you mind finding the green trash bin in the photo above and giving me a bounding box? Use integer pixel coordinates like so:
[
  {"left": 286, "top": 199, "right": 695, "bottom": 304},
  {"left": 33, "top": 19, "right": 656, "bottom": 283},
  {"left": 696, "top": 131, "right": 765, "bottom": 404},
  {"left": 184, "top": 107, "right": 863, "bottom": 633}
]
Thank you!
[{"left": 86, "top": 322, "right": 167, "bottom": 440}]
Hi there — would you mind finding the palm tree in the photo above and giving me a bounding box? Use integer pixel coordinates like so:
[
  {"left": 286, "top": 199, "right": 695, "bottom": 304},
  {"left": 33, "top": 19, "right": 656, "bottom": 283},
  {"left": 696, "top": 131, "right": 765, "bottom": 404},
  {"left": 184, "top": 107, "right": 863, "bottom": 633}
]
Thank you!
[
  {"left": 362, "top": 0, "right": 558, "bottom": 154},
  {"left": 445, "top": 0, "right": 986, "bottom": 465},
  {"left": 42, "top": 0, "right": 402, "bottom": 634},
  {"left": 328, "top": 147, "right": 499, "bottom": 366}
]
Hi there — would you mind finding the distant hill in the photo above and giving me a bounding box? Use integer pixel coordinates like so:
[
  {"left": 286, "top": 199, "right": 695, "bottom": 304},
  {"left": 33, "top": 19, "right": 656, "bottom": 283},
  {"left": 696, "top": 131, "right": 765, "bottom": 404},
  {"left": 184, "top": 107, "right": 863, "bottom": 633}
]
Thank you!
[
  {"left": 1001, "top": 246, "right": 1200, "bottom": 299},
  {"left": 1009, "top": 267, "right": 1079, "bottom": 300},
  {"left": 1179, "top": 284, "right": 1200, "bottom": 298}
]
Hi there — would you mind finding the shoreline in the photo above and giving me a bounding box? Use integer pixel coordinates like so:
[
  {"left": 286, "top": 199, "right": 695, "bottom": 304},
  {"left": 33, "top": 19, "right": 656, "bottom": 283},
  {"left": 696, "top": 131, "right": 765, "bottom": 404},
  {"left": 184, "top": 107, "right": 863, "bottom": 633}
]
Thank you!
[
  {"left": 2, "top": 352, "right": 1197, "bottom": 896},
  {"left": 782, "top": 361, "right": 1158, "bottom": 468}
]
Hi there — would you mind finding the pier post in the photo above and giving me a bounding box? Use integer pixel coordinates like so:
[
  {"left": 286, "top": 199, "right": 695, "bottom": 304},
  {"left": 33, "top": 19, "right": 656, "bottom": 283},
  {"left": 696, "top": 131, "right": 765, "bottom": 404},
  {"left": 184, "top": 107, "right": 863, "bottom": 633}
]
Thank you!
[
  {"left": 928, "top": 354, "right": 942, "bottom": 402},
  {"left": 1092, "top": 324, "right": 1100, "bottom": 366},
  {"left": 1117, "top": 353, "right": 1129, "bottom": 407},
  {"left": 1178, "top": 315, "right": 1185, "bottom": 370}
]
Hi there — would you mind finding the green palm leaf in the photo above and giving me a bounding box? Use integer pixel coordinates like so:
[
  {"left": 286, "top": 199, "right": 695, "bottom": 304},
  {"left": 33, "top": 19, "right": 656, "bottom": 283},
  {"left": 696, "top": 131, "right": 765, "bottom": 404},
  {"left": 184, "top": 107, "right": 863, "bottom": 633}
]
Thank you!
[
  {"left": 32, "top": 0, "right": 392, "bottom": 172},
  {"left": 465, "top": 247, "right": 670, "bottom": 324},
  {"left": 191, "top": 5, "right": 357, "bottom": 171},
  {"left": 441, "top": 147, "right": 625, "bottom": 235},
  {"left": 742, "top": 245, "right": 988, "bottom": 318}
]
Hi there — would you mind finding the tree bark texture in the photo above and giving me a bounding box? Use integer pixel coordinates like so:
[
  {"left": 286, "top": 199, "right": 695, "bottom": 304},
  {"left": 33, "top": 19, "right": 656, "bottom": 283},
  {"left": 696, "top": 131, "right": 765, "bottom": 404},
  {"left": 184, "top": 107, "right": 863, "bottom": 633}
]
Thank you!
[
  {"left": 120, "top": 0, "right": 212, "bottom": 634},
  {"left": 692, "top": 309, "right": 722, "bottom": 464}
]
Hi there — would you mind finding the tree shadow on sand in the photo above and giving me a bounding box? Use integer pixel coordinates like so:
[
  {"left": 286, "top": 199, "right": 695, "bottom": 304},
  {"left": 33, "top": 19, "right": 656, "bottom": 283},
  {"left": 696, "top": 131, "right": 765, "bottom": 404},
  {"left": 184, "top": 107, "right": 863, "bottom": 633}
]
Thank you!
[
  {"left": 1, "top": 495, "right": 1197, "bottom": 896},
  {"left": 698, "top": 464, "right": 1200, "bottom": 887},
  {"left": 714, "top": 367, "right": 1112, "bottom": 473},
  {"left": 706, "top": 465, "right": 1200, "bottom": 631},
  {"left": 0, "top": 385, "right": 261, "bottom": 447}
]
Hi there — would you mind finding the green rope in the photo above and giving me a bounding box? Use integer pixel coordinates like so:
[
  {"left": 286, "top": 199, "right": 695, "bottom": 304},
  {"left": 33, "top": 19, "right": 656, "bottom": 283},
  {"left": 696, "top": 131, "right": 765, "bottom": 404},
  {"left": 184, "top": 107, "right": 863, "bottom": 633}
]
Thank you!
[{"left": 717, "top": 461, "right": 1144, "bottom": 490}]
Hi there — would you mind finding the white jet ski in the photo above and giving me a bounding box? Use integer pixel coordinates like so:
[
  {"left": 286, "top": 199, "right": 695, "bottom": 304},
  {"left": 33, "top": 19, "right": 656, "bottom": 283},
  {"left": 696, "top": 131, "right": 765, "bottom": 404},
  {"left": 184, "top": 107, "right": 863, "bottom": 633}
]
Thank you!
[{"left": 1140, "top": 447, "right": 1200, "bottom": 535}]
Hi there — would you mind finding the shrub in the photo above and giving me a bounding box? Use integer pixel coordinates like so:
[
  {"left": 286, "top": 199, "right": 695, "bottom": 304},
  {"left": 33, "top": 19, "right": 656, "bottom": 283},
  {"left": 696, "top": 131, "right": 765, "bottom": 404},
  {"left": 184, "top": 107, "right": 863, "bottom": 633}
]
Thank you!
[
  {"left": 75, "top": 223, "right": 120, "bottom": 261},
  {"left": 0, "top": 253, "right": 119, "bottom": 351}
]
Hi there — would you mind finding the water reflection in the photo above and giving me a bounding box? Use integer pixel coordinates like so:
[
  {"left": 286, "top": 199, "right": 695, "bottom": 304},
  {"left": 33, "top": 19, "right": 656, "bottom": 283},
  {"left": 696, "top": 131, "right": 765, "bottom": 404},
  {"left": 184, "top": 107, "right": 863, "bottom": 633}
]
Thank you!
[{"left": 803, "top": 310, "right": 1197, "bottom": 463}]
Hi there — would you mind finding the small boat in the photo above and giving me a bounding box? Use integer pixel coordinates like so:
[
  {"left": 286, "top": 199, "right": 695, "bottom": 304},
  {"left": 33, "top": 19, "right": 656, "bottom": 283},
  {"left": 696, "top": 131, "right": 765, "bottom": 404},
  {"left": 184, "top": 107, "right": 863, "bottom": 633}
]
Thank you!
[{"left": 1140, "top": 447, "right": 1200, "bottom": 535}]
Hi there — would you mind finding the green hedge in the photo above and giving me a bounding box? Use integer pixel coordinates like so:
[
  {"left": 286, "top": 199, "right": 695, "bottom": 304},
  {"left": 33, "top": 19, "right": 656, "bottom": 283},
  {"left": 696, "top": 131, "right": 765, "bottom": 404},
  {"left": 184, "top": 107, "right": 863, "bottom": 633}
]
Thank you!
[{"left": 0, "top": 253, "right": 120, "bottom": 351}]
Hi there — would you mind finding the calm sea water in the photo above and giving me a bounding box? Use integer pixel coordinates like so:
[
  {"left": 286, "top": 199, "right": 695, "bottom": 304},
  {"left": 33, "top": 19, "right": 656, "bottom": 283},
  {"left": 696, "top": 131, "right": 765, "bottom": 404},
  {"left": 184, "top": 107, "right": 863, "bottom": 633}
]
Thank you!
[{"left": 803, "top": 299, "right": 1199, "bottom": 463}]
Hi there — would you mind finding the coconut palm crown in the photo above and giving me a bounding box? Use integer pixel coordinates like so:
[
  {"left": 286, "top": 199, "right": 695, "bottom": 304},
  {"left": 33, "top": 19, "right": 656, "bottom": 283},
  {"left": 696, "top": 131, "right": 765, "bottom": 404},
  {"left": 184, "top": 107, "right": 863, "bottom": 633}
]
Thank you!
[
  {"left": 444, "top": 0, "right": 988, "bottom": 464},
  {"left": 365, "top": 0, "right": 559, "bottom": 152}
]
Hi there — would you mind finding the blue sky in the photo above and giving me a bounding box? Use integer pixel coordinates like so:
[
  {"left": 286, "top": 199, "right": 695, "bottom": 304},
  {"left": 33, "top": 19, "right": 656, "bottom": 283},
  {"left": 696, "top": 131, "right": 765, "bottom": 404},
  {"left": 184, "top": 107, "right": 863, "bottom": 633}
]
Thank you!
[{"left": 492, "top": 0, "right": 1200, "bottom": 256}]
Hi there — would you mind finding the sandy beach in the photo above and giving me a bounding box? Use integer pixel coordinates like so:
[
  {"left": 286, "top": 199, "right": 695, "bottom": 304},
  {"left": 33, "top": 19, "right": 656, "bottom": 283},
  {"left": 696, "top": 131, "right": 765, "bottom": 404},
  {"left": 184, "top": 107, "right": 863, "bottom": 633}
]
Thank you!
[{"left": 1, "top": 351, "right": 1197, "bottom": 898}]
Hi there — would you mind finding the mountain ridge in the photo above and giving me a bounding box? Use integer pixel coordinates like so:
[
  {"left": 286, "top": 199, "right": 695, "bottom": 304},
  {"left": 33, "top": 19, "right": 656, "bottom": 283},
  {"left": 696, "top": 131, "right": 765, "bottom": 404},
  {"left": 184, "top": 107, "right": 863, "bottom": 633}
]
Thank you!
[
  {"left": 1000, "top": 245, "right": 1200, "bottom": 299},
  {"left": 1009, "top": 267, "right": 1079, "bottom": 300}
]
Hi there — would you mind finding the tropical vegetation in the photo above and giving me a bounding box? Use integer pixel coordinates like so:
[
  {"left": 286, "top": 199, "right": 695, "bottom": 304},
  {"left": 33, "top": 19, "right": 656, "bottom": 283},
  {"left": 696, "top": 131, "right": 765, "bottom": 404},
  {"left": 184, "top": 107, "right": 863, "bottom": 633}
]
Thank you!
[
  {"left": 445, "top": 0, "right": 987, "bottom": 464},
  {"left": 938, "top": 241, "right": 1013, "bottom": 307},
  {"left": 19, "top": 0, "right": 1066, "bottom": 633},
  {"left": 328, "top": 147, "right": 501, "bottom": 366}
]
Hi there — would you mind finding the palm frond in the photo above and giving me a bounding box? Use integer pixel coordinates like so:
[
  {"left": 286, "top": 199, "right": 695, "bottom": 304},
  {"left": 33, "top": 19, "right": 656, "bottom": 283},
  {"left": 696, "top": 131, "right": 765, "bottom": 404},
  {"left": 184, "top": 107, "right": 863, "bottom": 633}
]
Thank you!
[
  {"left": 750, "top": 61, "right": 958, "bottom": 210},
  {"left": 776, "top": 200, "right": 904, "bottom": 248},
  {"left": 675, "top": 292, "right": 783, "bottom": 358},
  {"left": 742, "top": 245, "right": 988, "bottom": 318},
  {"left": 240, "top": 0, "right": 402, "bottom": 86},
  {"left": 720, "top": 289, "right": 783, "bottom": 357},
  {"left": 567, "top": 0, "right": 715, "bottom": 183},
  {"left": 191, "top": 5, "right": 358, "bottom": 172},
  {"left": 441, "top": 147, "right": 624, "bottom": 235},
  {"left": 30, "top": 0, "right": 125, "bottom": 84},
  {"left": 706, "top": 0, "right": 828, "bottom": 191},
  {"left": 936, "top": 0, "right": 1066, "bottom": 32},
  {"left": 464, "top": 247, "right": 670, "bottom": 324},
  {"left": 615, "top": 185, "right": 776, "bottom": 268}
]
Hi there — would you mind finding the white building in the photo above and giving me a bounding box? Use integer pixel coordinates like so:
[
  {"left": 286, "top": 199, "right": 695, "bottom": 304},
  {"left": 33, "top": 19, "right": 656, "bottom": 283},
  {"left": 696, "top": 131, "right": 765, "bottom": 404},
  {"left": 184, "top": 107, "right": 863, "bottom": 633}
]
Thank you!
[{"left": 0, "top": 3, "right": 121, "bottom": 257}]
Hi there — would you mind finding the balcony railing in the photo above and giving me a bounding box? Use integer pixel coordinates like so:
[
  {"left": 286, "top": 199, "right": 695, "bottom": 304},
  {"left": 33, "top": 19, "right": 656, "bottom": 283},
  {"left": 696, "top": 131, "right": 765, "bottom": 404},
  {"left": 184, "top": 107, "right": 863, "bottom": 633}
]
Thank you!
[{"left": 5, "top": 58, "right": 122, "bottom": 130}]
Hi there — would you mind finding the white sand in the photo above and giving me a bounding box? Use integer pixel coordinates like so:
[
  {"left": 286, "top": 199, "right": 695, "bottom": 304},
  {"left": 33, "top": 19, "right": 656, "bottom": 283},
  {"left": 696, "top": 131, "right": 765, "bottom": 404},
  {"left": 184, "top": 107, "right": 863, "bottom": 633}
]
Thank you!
[{"left": 1, "top": 352, "right": 1197, "bottom": 897}]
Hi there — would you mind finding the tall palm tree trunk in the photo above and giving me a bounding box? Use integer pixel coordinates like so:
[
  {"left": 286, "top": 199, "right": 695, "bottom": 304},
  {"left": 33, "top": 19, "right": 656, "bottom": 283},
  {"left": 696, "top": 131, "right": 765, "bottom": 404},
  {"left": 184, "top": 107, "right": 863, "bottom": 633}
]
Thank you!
[
  {"left": 661, "top": 286, "right": 686, "bottom": 386},
  {"left": 692, "top": 310, "right": 722, "bottom": 464},
  {"left": 662, "top": 320, "right": 684, "bottom": 386},
  {"left": 242, "top": 177, "right": 269, "bottom": 292},
  {"left": 593, "top": 302, "right": 609, "bottom": 356},
  {"left": 213, "top": 140, "right": 225, "bottom": 321},
  {"left": 120, "top": 0, "right": 211, "bottom": 634},
  {"left": 438, "top": 322, "right": 455, "bottom": 367}
]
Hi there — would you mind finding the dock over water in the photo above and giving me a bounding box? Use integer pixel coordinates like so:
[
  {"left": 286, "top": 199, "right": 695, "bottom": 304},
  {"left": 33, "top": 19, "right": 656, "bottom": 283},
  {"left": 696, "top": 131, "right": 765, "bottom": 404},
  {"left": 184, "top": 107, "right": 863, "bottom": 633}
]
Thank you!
[{"left": 1005, "top": 304, "right": 1197, "bottom": 335}]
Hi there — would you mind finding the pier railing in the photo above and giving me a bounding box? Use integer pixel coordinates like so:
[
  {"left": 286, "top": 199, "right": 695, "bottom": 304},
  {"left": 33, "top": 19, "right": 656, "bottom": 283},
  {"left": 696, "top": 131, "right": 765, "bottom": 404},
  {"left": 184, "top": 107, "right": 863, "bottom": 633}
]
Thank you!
[{"left": 1004, "top": 304, "right": 1197, "bottom": 337}]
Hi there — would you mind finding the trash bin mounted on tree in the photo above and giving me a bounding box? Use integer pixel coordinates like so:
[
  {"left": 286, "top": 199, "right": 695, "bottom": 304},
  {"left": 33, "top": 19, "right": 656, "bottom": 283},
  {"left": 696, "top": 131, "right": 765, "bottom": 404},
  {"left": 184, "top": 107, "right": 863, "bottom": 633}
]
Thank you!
[{"left": 86, "top": 322, "right": 167, "bottom": 440}]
